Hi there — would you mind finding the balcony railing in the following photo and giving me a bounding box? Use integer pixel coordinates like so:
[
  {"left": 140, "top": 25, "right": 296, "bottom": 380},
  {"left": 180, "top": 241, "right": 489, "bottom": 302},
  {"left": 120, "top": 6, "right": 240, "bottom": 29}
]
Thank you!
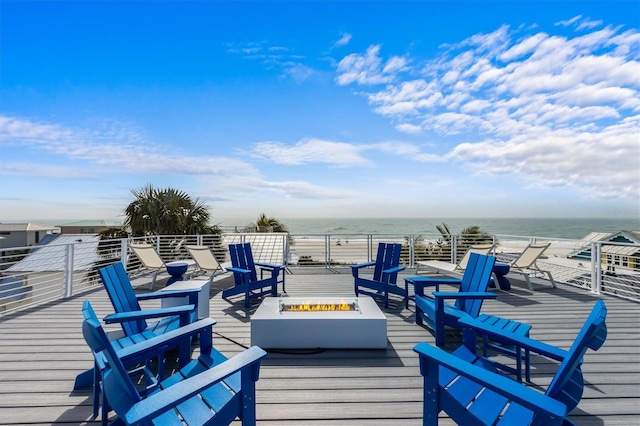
[{"left": 1, "top": 232, "right": 639, "bottom": 315}]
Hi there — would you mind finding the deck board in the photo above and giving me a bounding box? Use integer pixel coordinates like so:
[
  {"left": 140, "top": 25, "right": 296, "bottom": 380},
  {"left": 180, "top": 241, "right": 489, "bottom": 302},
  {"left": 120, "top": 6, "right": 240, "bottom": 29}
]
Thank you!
[{"left": 0, "top": 267, "right": 638, "bottom": 424}]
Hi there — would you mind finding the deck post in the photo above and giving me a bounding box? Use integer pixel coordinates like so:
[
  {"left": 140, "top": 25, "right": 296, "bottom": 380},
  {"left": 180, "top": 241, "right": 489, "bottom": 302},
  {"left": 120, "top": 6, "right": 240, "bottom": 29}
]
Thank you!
[
  {"left": 591, "top": 242, "right": 602, "bottom": 294},
  {"left": 63, "top": 244, "right": 74, "bottom": 298}
]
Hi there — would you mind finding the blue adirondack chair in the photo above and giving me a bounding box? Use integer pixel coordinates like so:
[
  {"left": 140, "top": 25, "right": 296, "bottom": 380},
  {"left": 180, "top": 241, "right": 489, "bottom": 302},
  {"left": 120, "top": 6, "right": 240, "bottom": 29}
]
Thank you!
[
  {"left": 79, "top": 301, "right": 217, "bottom": 425},
  {"left": 352, "top": 242, "right": 406, "bottom": 308},
  {"left": 82, "top": 301, "right": 268, "bottom": 425},
  {"left": 224, "top": 242, "right": 285, "bottom": 308},
  {"left": 413, "top": 300, "right": 607, "bottom": 425},
  {"left": 99, "top": 262, "right": 201, "bottom": 339},
  {"left": 414, "top": 253, "right": 497, "bottom": 347}
]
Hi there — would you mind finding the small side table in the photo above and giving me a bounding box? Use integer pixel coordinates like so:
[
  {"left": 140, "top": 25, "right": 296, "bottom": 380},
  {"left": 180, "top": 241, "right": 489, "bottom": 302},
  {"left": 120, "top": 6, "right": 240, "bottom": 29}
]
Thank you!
[
  {"left": 464, "top": 314, "right": 532, "bottom": 382},
  {"left": 160, "top": 279, "right": 211, "bottom": 319},
  {"left": 491, "top": 263, "right": 511, "bottom": 290},
  {"left": 166, "top": 262, "right": 189, "bottom": 286}
]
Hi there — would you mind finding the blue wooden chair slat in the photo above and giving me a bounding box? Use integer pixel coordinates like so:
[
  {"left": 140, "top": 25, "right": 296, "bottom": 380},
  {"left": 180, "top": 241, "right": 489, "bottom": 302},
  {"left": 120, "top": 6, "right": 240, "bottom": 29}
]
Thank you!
[
  {"left": 414, "top": 253, "right": 497, "bottom": 346},
  {"left": 414, "top": 300, "right": 607, "bottom": 425},
  {"left": 224, "top": 243, "right": 285, "bottom": 308},
  {"left": 352, "top": 242, "right": 407, "bottom": 308},
  {"left": 82, "top": 301, "right": 267, "bottom": 425}
]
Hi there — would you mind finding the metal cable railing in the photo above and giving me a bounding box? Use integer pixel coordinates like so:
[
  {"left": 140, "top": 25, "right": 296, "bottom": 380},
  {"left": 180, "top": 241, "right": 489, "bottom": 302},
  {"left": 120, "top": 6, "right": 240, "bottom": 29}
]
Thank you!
[{"left": 1, "top": 233, "right": 639, "bottom": 315}]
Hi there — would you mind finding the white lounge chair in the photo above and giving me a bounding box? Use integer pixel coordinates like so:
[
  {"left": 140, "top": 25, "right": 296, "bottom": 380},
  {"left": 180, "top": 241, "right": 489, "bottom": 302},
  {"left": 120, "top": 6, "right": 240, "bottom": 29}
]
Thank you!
[
  {"left": 507, "top": 242, "right": 556, "bottom": 290},
  {"left": 186, "top": 245, "right": 227, "bottom": 283},
  {"left": 415, "top": 243, "right": 494, "bottom": 276},
  {"left": 129, "top": 243, "right": 195, "bottom": 290}
]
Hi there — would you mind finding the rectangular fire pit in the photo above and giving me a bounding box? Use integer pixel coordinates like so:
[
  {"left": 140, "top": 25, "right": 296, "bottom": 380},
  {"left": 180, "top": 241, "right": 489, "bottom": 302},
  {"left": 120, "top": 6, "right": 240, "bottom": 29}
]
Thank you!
[{"left": 251, "top": 296, "right": 387, "bottom": 349}]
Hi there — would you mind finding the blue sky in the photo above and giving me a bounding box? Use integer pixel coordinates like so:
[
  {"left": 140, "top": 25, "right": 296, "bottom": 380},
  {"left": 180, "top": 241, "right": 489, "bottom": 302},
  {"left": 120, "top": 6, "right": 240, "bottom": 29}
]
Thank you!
[{"left": 1, "top": 1, "right": 639, "bottom": 225}]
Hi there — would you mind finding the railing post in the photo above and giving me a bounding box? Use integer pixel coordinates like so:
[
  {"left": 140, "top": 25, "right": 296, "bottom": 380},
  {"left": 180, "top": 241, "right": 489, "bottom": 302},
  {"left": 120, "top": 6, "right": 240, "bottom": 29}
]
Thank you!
[
  {"left": 591, "top": 242, "right": 602, "bottom": 294},
  {"left": 283, "top": 234, "right": 289, "bottom": 269},
  {"left": 154, "top": 235, "right": 161, "bottom": 253},
  {"left": 324, "top": 235, "right": 331, "bottom": 269},
  {"left": 451, "top": 235, "right": 457, "bottom": 263},
  {"left": 63, "top": 244, "right": 74, "bottom": 298},
  {"left": 409, "top": 235, "right": 415, "bottom": 268},
  {"left": 120, "top": 239, "right": 128, "bottom": 267},
  {"left": 367, "top": 235, "right": 373, "bottom": 262}
]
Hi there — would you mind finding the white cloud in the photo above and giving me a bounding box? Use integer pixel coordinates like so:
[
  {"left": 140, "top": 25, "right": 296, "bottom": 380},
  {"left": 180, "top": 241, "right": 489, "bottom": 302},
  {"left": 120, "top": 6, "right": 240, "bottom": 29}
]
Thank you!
[
  {"left": 0, "top": 161, "right": 93, "bottom": 179},
  {"left": 252, "top": 138, "right": 371, "bottom": 166},
  {"left": 335, "top": 19, "right": 640, "bottom": 199},
  {"left": 577, "top": 19, "right": 603, "bottom": 31},
  {"left": 336, "top": 45, "right": 406, "bottom": 85},
  {"left": 0, "top": 115, "right": 369, "bottom": 205},
  {"left": 333, "top": 32, "right": 352, "bottom": 48},
  {"left": 396, "top": 123, "right": 422, "bottom": 134},
  {"left": 282, "top": 62, "right": 315, "bottom": 82},
  {"left": 0, "top": 115, "right": 257, "bottom": 177},
  {"left": 250, "top": 137, "right": 446, "bottom": 167},
  {"left": 555, "top": 15, "right": 583, "bottom": 27}
]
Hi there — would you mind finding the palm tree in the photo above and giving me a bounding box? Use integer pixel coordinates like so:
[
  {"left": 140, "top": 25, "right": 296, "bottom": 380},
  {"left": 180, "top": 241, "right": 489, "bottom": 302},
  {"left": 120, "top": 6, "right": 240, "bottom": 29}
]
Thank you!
[
  {"left": 436, "top": 223, "right": 453, "bottom": 243},
  {"left": 124, "top": 184, "right": 219, "bottom": 236},
  {"left": 255, "top": 213, "right": 289, "bottom": 233},
  {"left": 458, "top": 225, "right": 493, "bottom": 247},
  {"left": 436, "top": 222, "right": 494, "bottom": 261}
]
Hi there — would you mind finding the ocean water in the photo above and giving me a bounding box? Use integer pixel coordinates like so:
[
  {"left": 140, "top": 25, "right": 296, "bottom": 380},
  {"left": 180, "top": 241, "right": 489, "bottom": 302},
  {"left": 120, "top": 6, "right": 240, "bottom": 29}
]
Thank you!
[
  {"left": 19, "top": 216, "right": 639, "bottom": 241},
  {"left": 275, "top": 217, "right": 640, "bottom": 240}
]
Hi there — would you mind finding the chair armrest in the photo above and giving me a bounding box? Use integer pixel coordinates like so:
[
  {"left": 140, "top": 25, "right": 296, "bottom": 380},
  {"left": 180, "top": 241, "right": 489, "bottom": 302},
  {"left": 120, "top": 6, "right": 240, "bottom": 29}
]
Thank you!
[
  {"left": 432, "top": 291, "right": 497, "bottom": 300},
  {"left": 410, "top": 277, "right": 462, "bottom": 296},
  {"left": 256, "top": 262, "right": 285, "bottom": 280},
  {"left": 255, "top": 262, "right": 285, "bottom": 270},
  {"left": 226, "top": 266, "right": 251, "bottom": 275},
  {"left": 458, "top": 317, "right": 569, "bottom": 361},
  {"left": 116, "top": 318, "right": 217, "bottom": 361},
  {"left": 103, "top": 305, "right": 195, "bottom": 324},
  {"left": 136, "top": 288, "right": 200, "bottom": 301},
  {"left": 123, "top": 346, "right": 268, "bottom": 424},
  {"left": 413, "top": 342, "right": 567, "bottom": 421},
  {"left": 383, "top": 265, "right": 406, "bottom": 275},
  {"left": 351, "top": 261, "right": 375, "bottom": 278},
  {"left": 351, "top": 261, "right": 375, "bottom": 270}
]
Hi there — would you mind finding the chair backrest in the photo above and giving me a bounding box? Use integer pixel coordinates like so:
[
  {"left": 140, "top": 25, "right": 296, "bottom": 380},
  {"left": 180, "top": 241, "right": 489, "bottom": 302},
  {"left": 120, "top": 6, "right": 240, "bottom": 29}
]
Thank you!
[
  {"left": 130, "top": 243, "right": 165, "bottom": 269},
  {"left": 186, "top": 245, "right": 224, "bottom": 273},
  {"left": 81, "top": 301, "right": 145, "bottom": 416},
  {"left": 546, "top": 300, "right": 607, "bottom": 411},
  {"left": 456, "top": 253, "right": 496, "bottom": 317},
  {"left": 457, "top": 244, "right": 494, "bottom": 270},
  {"left": 372, "top": 243, "right": 402, "bottom": 284},
  {"left": 511, "top": 243, "right": 550, "bottom": 269},
  {"left": 98, "top": 262, "right": 147, "bottom": 336},
  {"left": 229, "top": 243, "right": 258, "bottom": 284}
]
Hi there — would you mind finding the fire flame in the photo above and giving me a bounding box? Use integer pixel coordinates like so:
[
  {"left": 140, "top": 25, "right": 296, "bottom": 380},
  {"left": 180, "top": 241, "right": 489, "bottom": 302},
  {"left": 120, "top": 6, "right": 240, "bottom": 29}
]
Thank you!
[{"left": 281, "top": 301, "right": 357, "bottom": 312}]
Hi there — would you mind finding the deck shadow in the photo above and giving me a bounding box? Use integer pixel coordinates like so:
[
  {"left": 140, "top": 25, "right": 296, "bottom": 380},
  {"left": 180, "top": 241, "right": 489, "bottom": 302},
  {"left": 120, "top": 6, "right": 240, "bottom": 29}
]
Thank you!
[{"left": 259, "top": 343, "right": 406, "bottom": 368}]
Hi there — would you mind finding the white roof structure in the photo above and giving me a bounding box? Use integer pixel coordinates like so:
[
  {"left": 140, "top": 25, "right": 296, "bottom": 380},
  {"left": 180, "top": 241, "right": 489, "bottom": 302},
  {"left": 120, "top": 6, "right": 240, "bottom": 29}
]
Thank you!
[
  {"left": 8, "top": 234, "right": 101, "bottom": 273},
  {"left": 0, "top": 223, "right": 59, "bottom": 232}
]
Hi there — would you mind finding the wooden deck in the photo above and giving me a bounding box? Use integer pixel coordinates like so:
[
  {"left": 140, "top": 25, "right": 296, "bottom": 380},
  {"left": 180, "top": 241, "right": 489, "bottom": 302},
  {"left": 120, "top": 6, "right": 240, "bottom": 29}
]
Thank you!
[{"left": 1, "top": 267, "right": 639, "bottom": 425}]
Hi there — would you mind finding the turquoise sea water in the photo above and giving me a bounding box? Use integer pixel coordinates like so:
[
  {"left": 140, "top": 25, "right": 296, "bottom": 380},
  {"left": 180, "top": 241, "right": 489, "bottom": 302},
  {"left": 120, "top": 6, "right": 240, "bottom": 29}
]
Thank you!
[{"left": 275, "top": 217, "right": 640, "bottom": 240}]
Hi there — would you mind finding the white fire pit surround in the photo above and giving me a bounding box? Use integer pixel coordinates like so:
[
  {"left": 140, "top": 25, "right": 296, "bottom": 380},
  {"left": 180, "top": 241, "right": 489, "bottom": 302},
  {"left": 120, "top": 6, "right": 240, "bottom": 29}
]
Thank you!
[{"left": 251, "top": 296, "right": 387, "bottom": 349}]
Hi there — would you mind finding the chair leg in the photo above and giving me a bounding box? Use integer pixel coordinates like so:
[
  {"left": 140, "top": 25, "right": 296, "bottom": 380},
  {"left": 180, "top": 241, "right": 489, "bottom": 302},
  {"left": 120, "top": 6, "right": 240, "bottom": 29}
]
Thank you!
[
  {"left": 524, "top": 274, "right": 534, "bottom": 291},
  {"left": 547, "top": 271, "right": 557, "bottom": 288},
  {"left": 416, "top": 307, "right": 424, "bottom": 326}
]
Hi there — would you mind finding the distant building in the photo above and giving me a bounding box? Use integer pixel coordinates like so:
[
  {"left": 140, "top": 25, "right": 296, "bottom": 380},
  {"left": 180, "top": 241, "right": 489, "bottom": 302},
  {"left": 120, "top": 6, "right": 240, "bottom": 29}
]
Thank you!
[
  {"left": 57, "top": 220, "right": 124, "bottom": 235},
  {"left": 0, "top": 223, "right": 59, "bottom": 250},
  {"left": 569, "top": 231, "right": 640, "bottom": 271}
]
